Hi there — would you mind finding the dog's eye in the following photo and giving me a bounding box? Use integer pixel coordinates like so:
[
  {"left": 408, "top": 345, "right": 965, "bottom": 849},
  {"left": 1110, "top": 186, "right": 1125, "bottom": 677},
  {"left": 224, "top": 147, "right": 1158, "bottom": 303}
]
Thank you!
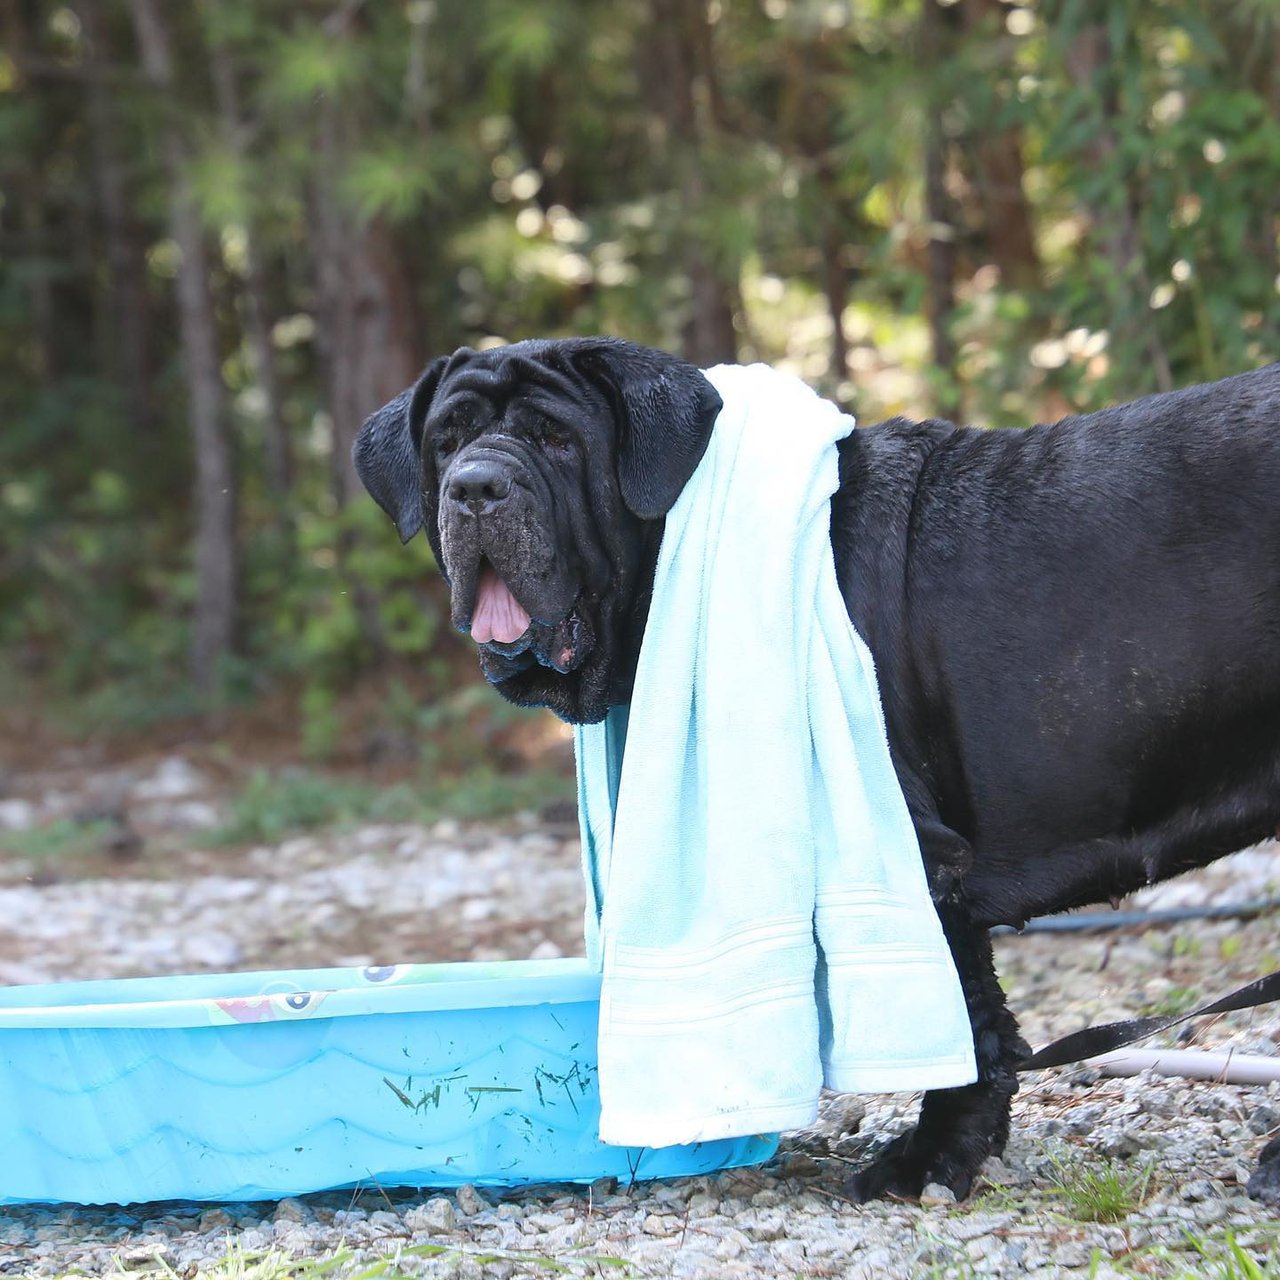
[{"left": 536, "top": 418, "right": 573, "bottom": 449}]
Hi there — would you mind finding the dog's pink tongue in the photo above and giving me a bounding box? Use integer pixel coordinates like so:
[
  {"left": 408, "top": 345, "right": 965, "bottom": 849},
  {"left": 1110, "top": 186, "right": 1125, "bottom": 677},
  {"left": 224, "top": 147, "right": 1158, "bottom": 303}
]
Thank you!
[{"left": 471, "top": 564, "right": 531, "bottom": 644}]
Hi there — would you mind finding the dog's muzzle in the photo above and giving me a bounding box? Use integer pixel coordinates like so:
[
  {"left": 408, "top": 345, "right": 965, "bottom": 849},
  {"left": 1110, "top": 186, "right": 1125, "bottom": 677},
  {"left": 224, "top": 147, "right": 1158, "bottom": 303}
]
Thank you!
[{"left": 445, "top": 457, "right": 514, "bottom": 519}]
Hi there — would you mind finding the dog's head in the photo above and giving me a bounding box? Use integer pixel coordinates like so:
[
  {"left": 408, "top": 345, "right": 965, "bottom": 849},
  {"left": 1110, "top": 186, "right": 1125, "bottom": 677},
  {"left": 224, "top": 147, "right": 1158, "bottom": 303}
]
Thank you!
[{"left": 353, "top": 337, "right": 721, "bottom": 723}]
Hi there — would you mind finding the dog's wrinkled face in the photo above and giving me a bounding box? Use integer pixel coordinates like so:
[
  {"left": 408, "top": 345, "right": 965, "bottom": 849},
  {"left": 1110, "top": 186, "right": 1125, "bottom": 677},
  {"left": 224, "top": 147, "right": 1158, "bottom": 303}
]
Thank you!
[{"left": 353, "top": 338, "right": 721, "bottom": 722}]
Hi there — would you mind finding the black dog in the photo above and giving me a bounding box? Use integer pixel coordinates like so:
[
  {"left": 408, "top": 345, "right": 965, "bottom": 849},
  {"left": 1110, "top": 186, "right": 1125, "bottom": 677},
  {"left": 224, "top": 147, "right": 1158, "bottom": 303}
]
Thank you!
[{"left": 354, "top": 337, "right": 1280, "bottom": 1202}]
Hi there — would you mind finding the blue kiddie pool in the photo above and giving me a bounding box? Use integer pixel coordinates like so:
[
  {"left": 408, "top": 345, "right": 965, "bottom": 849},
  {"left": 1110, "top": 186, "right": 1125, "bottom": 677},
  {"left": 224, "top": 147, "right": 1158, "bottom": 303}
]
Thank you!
[{"left": 0, "top": 959, "right": 776, "bottom": 1205}]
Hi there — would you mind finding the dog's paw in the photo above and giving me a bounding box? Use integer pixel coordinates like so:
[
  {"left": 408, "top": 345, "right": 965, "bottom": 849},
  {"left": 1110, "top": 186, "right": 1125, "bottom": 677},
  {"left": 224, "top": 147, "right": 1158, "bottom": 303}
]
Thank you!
[
  {"left": 842, "top": 1132, "right": 976, "bottom": 1204},
  {"left": 1247, "top": 1136, "right": 1280, "bottom": 1207}
]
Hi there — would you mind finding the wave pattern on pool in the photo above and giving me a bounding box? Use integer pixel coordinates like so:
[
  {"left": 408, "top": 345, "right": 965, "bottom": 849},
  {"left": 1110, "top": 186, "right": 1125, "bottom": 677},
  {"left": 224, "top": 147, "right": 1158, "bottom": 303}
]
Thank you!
[{"left": 0, "top": 959, "right": 777, "bottom": 1205}]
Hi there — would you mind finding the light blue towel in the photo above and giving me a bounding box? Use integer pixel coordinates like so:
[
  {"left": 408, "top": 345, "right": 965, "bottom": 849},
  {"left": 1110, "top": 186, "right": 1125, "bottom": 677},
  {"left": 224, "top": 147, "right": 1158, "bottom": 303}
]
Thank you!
[{"left": 574, "top": 363, "right": 976, "bottom": 1148}]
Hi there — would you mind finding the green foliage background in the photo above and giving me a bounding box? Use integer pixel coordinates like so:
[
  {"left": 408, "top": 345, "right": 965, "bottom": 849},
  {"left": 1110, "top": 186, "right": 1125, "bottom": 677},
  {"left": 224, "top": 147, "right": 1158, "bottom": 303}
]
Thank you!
[{"left": 1, "top": 0, "right": 1277, "bottom": 742}]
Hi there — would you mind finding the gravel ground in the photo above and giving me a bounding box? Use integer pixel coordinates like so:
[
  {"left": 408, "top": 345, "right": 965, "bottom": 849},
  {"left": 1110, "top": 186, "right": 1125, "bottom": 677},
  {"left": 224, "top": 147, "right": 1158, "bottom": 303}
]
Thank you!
[{"left": 2, "top": 756, "right": 1280, "bottom": 1277}]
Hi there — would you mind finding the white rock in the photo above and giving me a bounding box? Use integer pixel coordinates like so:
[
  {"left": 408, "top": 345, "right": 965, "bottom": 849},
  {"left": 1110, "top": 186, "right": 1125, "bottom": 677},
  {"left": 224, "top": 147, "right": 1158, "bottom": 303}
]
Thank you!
[
  {"left": 132, "top": 758, "right": 205, "bottom": 801},
  {"left": 714, "top": 1232, "right": 745, "bottom": 1260},
  {"left": 454, "top": 1184, "right": 486, "bottom": 1217},
  {"left": 180, "top": 931, "right": 244, "bottom": 967},
  {"left": 522, "top": 1211, "right": 568, "bottom": 1233},
  {"left": 405, "top": 1197, "right": 457, "bottom": 1235},
  {"left": 135, "top": 800, "right": 221, "bottom": 831},
  {"left": 0, "top": 799, "right": 35, "bottom": 831},
  {"left": 746, "top": 1209, "right": 787, "bottom": 1241},
  {"left": 273, "top": 1198, "right": 309, "bottom": 1223},
  {"left": 919, "top": 1182, "right": 957, "bottom": 1205},
  {"left": 642, "top": 1213, "right": 679, "bottom": 1236}
]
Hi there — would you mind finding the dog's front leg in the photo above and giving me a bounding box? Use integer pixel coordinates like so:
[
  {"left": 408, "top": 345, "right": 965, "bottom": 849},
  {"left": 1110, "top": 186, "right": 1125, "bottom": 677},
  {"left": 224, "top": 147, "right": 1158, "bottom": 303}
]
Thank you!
[{"left": 845, "top": 905, "right": 1028, "bottom": 1202}]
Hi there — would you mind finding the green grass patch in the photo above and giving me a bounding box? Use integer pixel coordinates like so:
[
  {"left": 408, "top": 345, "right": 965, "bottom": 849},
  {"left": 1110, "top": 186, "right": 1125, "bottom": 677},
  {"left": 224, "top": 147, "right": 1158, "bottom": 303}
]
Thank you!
[
  {"left": 78, "top": 1237, "right": 639, "bottom": 1280},
  {"left": 1048, "top": 1150, "right": 1156, "bottom": 1223},
  {"left": 1172, "top": 933, "right": 1203, "bottom": 959},
  {"left": 206, "top": 770, "right": 379, "bottom": 845},
  {"left": 1184, "top": 1230, "right": 1280, "bottom": 1279},
  {"left": 1097, "top": 1227, "right": 1280, "bottom": 1279},
  {"left": 206, "top": 764, "right": 574, "bottom": 847},
  {"left": 1142, "top": 985, "right": 1202, "bottom": 1018},
  {"left": 426, "top": 765, "right": 574, "bottom": 824},
  {"left": 0, "top": 817, "right": 111, "bottom": 859}
]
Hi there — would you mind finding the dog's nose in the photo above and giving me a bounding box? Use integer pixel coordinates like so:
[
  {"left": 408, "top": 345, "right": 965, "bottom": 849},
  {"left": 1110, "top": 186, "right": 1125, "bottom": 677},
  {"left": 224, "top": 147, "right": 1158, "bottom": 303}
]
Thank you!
[{"left": 447, "top": 459, "right": 513, "bottom": 513}]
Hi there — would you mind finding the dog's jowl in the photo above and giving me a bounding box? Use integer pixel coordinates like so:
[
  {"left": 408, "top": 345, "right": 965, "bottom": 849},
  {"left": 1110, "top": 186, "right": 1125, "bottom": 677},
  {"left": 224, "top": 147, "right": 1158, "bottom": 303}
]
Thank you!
[{"left": 354, "top": 337, "right": 1280, "bottom": 1203}]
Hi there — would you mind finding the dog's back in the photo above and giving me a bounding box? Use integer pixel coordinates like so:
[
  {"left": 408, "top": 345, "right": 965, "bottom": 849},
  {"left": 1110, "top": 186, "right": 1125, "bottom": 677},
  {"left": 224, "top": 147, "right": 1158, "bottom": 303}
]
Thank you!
[{"left": 836, "top": 363, "right": 1280, "bottom": 927}]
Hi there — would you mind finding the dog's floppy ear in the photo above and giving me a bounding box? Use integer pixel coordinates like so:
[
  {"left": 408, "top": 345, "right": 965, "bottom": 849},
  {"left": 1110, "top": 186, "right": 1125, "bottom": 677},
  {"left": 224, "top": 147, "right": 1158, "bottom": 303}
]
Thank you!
[
  {"left": 352, "top": 357, "right": 447, "bottom": 542},
  {"left": 575, "top": 341, "right": 723, "bottom": 519}
]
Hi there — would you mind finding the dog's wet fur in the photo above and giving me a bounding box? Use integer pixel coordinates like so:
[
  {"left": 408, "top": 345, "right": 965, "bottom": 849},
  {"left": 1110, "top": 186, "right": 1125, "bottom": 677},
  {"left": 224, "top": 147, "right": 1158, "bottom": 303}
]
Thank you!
[{"left": 355, "top": 337, "right": 1280, "bottom": 1204}]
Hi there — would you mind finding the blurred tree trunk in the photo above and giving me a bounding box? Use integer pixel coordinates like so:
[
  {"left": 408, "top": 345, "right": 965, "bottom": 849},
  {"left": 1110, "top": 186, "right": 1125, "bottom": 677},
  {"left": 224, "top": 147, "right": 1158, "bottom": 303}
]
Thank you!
[
  {"left": 309, "top": 11, "right": 420, "bottom": 509},
  {"left": 967, "top": 126, "right": 1040, "bottom": 291},
  {"left": 818, "top": 188, "right": 851, "bottom": 387},
  {"left": 209, "top": 36, "right": 293, "bottom": 517},
  {"left": 78, "top": 2, "right": 156, "bottom": 437},
  {"left": 959, "top": 0, "right": 1041, "bottom": 292},
  {"left": 1215, "top": 8, "right": 1280, "bottom": 350},
  {"left": 645, "top": 0, "right": 739, "bottom": 366},
  {"left": 306, "top": 5, "right": 423, "bottom": 659},
  {"left": 1259, "top": 28, "right": 1280, "bottom": 303},
  {"left": 1062, "top": 11, "right": 1172, "bottom": 392},
  {"left": 775, "top": 35, "right": 861, "bottom": 390},
  {"left": 311, "top": 164, "right": 420, "bottom": 511},
  {"left": 128, "top": 0, "right": 238, "bottom": 694},
  {"left": 1262, "top": 27, "right": 1280, "bottom": 347},
  {"left": 922, "top": 0, "right": 960, "bottom": 414},
  {"left": 0, "top": 1, "right": 57, "bottom": 385}
]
